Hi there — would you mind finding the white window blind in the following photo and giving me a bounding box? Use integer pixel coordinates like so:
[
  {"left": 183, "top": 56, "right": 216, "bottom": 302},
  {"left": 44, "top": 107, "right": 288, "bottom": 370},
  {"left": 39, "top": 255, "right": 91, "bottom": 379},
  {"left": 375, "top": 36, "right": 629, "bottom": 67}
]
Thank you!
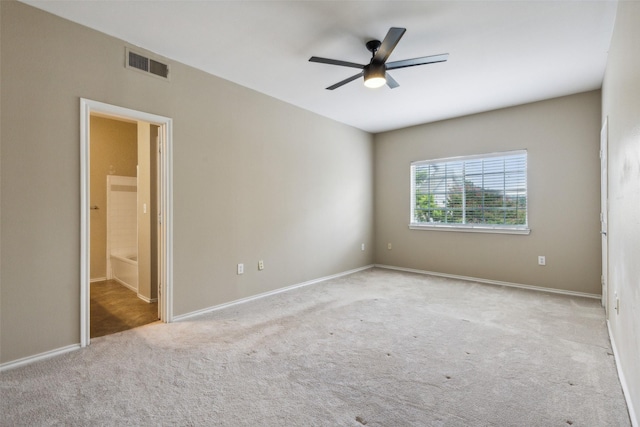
[{"left": 410, "top": 150, "right": 529, "bottom": 234}]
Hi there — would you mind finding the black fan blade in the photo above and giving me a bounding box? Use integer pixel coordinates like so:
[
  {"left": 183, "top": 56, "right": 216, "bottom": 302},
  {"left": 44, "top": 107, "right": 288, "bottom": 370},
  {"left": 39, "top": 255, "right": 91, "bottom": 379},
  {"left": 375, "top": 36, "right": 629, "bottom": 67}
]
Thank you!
[
  {"left": 309, "top": 56, "right": 365, "bottom": 69},
  {"left": 386, "top": 53, "right": 449, "bottom": 70},
  {"left": 386, "top": 73, "right": 399, "bottom": 89},
  {"left": 326, "top": 71, "right": 364, "bottom": 90},
  {"left": 374, "top": 27, "right": 406, "bottom": 63}
]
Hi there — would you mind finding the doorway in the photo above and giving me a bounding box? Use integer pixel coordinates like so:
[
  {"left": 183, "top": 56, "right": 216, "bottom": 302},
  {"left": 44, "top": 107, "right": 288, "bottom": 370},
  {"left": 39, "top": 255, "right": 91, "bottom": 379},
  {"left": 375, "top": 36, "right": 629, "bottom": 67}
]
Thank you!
[{"left": 80, "top": 99, "right": 173, "bottom": 346}]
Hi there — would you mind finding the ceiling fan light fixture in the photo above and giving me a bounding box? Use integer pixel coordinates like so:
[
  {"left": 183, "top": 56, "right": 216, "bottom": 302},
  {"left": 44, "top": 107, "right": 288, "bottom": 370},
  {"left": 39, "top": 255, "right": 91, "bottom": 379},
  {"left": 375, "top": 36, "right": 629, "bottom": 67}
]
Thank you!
[
  {"left": 363, "top": 64, "right": 386, "bottom": 88},
  {"left": 364, "top": 75, "right": 386, "bottom": 89}
]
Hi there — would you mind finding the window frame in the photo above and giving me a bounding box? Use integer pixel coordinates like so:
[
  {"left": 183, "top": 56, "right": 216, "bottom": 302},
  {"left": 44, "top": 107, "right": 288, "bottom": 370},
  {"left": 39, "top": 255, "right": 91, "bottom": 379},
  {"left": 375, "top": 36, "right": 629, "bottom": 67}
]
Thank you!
[{"left": 409, "top": 150, "right": 530, "bottom": 235}]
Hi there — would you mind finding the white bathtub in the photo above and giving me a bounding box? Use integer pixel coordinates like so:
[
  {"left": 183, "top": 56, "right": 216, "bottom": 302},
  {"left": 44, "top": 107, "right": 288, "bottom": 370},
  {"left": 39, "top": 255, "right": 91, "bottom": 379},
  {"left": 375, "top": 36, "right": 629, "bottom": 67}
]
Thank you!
[{"left": 110, "top": 251, "right": 138, "bottom": 291}]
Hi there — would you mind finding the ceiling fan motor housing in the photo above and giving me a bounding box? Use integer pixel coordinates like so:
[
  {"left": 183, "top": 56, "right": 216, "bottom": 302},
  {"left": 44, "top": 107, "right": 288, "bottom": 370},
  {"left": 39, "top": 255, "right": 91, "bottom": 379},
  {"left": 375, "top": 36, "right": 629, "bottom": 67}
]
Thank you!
[
  {"left": 364, "top": 62, "right": 386, "bottom": 79},
  {"left": 363, "top": 62, "right": 387, "bottom": 88},
  {"left": 365, "top": 40, "right": 386, "bottom": 84}
]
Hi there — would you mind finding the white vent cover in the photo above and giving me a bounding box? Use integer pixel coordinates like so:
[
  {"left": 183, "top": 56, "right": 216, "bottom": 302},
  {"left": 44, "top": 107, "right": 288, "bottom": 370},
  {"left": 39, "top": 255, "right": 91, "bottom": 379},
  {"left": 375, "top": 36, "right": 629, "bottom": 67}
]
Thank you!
[{"left": 125, "top": 47, "right": 170, "bottom": 80}]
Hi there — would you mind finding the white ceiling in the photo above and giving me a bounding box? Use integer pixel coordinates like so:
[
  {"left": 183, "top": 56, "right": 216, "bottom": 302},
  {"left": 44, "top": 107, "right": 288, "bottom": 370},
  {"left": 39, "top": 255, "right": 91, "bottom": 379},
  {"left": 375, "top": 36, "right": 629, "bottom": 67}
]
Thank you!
[{"left": 21, "top": 0, "right": 618, "bottom": 133}]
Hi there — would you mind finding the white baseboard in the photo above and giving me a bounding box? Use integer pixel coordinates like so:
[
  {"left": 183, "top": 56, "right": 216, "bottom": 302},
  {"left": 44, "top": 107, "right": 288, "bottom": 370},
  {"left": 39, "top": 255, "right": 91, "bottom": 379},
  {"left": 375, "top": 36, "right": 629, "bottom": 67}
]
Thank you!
[
  {"left": 137, "top": 294, "right": 158, "bottom": 303},
  {"left": 91, "top": 279, "right": 156, "bottom": 302},
  {"left": 173, "top": 264, "right": 375, "bottom": 322},
  {"left": 375, "top": 264, "right": 601, "bottom": 299},
  {"left": 1, "top": 266, "right": 374, "bottom": 369},
  {"left": 113, "top": 277, "right": 138, "bottom": 293},
  {"left": 607, "top": 321, "right": 638, "bottom": 427},
  {"left": 0, "top": 344, "right": 80, "bottom": 372}
]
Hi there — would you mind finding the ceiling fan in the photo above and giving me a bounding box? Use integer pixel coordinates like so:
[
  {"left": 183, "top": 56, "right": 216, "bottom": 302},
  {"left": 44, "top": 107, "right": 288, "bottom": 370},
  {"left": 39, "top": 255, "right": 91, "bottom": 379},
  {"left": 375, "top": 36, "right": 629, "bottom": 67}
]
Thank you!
[{"left": 309, "top": 27, "right": 448, "bottom": 90}]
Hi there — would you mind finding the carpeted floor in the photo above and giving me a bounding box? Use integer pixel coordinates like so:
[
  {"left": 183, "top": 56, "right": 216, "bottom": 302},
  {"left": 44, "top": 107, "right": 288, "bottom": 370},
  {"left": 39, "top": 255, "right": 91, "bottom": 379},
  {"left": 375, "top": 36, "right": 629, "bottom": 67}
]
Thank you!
[{"left": 0, "top": 268, "right": 631, "bottom": 426}]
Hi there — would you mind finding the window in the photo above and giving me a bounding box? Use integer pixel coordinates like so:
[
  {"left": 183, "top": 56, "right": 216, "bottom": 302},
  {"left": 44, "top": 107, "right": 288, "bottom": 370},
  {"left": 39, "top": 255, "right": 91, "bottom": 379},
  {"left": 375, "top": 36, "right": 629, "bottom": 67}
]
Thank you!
[{"left": 410, "top": 150, "right": 529, "bottom": 234}]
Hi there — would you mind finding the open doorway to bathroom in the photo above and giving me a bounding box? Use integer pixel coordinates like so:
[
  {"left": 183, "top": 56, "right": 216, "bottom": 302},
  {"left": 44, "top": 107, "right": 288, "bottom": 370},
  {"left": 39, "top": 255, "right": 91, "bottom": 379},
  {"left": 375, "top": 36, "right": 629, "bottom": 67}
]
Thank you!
[
  {"left": 80, "top": 99, "right": 173, "bottom": 347},
  {"left": 88, "top": 115, "right": 159, "bottom": 338}
]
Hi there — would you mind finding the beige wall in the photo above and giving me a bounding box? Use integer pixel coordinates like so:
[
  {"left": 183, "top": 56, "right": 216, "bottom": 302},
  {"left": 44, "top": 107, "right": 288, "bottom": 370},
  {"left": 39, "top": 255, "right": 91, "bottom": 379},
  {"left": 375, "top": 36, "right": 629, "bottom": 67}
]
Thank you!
[
  {"left": 602, "top": 1, "right": 640, "bottom": 421},
  {"left": 89, "top": 116, "right": 138, "bottom": 280},
  {"left": 374, "top": 91, "right": 602, "bottom": 294},
  {"left": 0, "top": 1, "right": 374, "bottom": 363}
]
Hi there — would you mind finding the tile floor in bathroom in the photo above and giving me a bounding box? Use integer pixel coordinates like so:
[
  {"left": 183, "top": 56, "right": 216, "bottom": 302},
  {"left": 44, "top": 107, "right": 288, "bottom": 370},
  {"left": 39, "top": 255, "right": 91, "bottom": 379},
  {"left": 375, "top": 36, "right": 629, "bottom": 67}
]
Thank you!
[{"left": 90, "top": 280, "right": 159, "bottom": 338}]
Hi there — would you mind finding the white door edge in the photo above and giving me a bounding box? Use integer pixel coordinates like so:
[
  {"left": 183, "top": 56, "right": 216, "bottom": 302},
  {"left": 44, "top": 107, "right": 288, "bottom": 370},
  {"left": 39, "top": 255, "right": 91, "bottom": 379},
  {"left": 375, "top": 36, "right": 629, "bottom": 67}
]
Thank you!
[{"left": 600, "top": 117, "right": 608, "bottom": 313}]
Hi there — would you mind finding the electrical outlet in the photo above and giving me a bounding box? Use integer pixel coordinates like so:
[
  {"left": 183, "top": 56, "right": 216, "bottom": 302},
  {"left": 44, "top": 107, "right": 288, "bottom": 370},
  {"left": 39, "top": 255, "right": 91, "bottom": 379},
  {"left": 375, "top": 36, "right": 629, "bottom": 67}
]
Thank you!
[
  {"left": 538, "top": 256, "right": 546, "bottom": 266},
  {"left": 388, "top": 243, "right": 392, "bottom": 250},
  {"left": 258, "top": 260, "right": 264, "bottom": 270},
  {"left": 361, "top": 243, "right": 365, "bottom": 251},
  {"left": 237, "top": 263, "right": 244, "bottom": 275}
]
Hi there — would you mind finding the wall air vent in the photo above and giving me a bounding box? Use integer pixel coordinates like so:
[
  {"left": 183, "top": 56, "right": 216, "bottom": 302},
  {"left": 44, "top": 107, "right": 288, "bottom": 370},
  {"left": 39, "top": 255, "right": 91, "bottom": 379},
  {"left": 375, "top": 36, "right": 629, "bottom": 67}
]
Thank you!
[{"left": 125, "top": 47, "right": 170, "bottom": 80}]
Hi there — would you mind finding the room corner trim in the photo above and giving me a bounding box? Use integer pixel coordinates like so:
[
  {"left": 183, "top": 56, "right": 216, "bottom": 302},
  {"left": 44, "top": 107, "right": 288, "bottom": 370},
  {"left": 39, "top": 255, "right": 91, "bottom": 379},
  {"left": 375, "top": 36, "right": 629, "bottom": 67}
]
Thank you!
[
  {"left": 172, "top": 264, "right": 375, "bottom": 322},
  {"left": 0, "top": 344, "right": 81, "bottom": 372},
  {"left": 374, "top": 264, "right": 601, "bottom": 299}
]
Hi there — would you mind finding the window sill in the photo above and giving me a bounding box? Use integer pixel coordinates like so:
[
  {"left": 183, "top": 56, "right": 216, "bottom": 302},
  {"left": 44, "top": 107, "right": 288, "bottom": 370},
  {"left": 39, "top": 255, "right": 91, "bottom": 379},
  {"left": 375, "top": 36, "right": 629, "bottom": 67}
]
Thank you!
[{"left": 409, "top": 223, "right": 531, "bottom": 235}]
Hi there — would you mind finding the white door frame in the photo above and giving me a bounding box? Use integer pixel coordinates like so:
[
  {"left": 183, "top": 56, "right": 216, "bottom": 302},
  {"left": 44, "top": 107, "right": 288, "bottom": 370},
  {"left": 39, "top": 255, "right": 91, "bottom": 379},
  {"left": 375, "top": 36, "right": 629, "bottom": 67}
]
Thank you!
[
  {"left": 80, "top": 98, "right": 174, "bottom": 347},
  {"left": 600, "top": 117, "right": 609, "bottom": 314}
]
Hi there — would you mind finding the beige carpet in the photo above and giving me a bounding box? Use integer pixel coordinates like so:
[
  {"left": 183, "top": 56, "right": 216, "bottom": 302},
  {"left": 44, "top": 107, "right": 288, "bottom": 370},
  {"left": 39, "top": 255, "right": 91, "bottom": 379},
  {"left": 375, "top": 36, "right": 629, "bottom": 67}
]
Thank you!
[{"left": 0, "top": 268, "right": 631, "bottom": 426}]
